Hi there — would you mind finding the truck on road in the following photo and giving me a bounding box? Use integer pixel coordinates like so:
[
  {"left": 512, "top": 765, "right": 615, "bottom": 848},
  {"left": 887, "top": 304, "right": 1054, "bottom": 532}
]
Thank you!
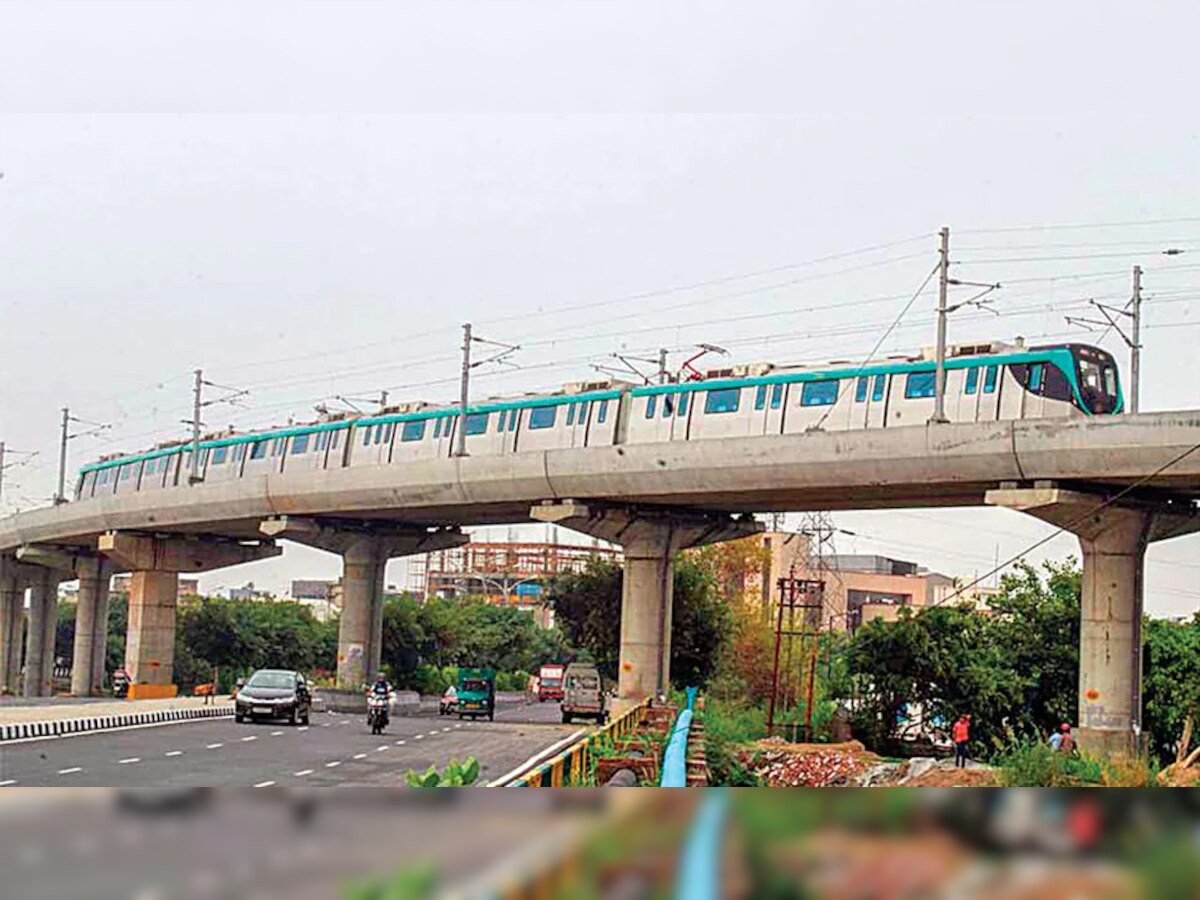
[
  {"left": 537, "top": 663, "right": 566, "bottom": 702},
  {"left": 457, "top": 667, "right": 496, "bottom": 721}
]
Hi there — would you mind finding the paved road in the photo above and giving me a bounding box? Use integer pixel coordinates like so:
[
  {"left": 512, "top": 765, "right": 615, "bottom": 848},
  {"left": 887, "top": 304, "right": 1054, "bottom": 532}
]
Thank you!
[
  {"left": 0, "top": 791, "right": 600, "bottom": 900},
  {"left": 0, "top": 701, "right": 575, "bottom": 787}
]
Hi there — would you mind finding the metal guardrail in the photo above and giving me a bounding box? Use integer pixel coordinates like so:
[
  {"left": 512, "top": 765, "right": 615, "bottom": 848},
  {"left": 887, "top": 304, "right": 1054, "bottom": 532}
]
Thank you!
[
  {"left": 659, "top": 687, "right": 698, "bottom": 788},
  {"left": 502, "top": 698, "right": 650, "bottom": 787}
]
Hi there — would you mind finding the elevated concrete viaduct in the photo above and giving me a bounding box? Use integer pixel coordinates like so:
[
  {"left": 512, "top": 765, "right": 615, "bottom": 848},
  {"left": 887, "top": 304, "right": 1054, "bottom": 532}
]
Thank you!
[{"left": 0, "top": 411, "right": 1196, "bottom": 748}]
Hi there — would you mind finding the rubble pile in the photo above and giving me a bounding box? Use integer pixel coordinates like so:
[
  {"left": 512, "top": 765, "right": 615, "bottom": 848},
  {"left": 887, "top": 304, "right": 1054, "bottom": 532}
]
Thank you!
[{"left": 740, "top": 738, "right": 877, "bottom": 787}]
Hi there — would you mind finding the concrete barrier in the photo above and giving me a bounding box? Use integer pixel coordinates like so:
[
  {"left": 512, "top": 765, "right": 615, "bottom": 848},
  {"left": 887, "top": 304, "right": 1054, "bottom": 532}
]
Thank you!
[{"left": 0, "top": 703, "right": 234, "bottom": 743}]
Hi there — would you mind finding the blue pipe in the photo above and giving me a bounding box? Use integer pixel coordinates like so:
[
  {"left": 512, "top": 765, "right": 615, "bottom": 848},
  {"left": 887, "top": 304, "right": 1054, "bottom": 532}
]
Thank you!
[
  {"left": 674, "top": 789, "right": 729, "bottom": 900},
  {"left": 659, "top": 687, "right": 699, "bottom": 788}
]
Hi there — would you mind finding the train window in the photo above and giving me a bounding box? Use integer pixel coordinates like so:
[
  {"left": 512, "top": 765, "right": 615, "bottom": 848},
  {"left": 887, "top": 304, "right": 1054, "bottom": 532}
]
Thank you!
[
  {"left": 433, "top": 418, "right": 442, "bottom": 439},
  {"left": 291, "top": 434, "right": 309, "bottom": 455},
  {"left": 567, "top": 404, "right": 576, "bottom": 426},
  {"left": 904, "top": 372, "right": 937, "bottom": 399},
  {"left": 529, "top": 406, "right": 557, "bottom": 430},
  {"left": 754, "top": 385, "right": 767, "bottom": 410},
  {"left": 362, "top": 428, "right": 371, "bottom": 447},
  {"left": 580, "top": 400, "right": 590, "bottom": 421},
  {"left": 704, "top": 388, "right": 740, "bottom": 414},
  {"left": 662, "top": 396, "right": 673, "bottom": 418},
  {"left": 1103, "top": 366, "right": 1117, "bottom": 397},
  {"left": 597, "top": 400, "right": 609, "bottom": 423},
  {"left": 97, "top": 469, "right": 108, "bottom": 486},
  {"left": 983, "top": 366, "right": 999, "bottom": 394},
  {"left": 465, "top": 413, "right": 489, "bottom": 435},
  {"left": 331, "top": 430, "right": 341, "bottom": 449},
  {"left": 120, "top": 465, "right": 133, "bottom": 481},
  {"left": 508, "top": 410, "right": 519, "bottom": 431},
  {"left": 211, "top": 447, "right": 229, "bottom": 465},
  {"left": 316, "top": 433, "right": 328, "bottom": 451},
  {"left": 678, "top": 393, "right": 689, "bottom": 416},
  {"left": 770, "top": 384, "right": 783, "bottom": 409},
  {"left": 801, "top": 380, "right": 840, "bottom": 407},
  {"left": 1029, "top": 364, "right": 1044, "bottom": 393},
  {"left": 855, "top": 378, "right": 869, "bottom": 403},
  {"left": 250, "top": 440, "right": 268, "bottom": 460},
  {"left": 401, "top": 420, "right": 426, "bottom": 442},
  {"left": 234, "top": 445, "right": 246, "bottom": 462},
  {"left": 645, "top": 396, "right": 657, "bottom": 418},
  {"left": 145, "top": 459, "right": 156, "bottom": 475},
  {"left": 872, "top": 374, "right": 886, "bottom": 402},
  {"left": 385, "top": 423, "right": 395, "bottom": 442},
  {"left": 497, "top": 410, "right": 508, "bottom": 432},
  {"left": 965, "top": 367, "right": 980, "bottom": 395}
]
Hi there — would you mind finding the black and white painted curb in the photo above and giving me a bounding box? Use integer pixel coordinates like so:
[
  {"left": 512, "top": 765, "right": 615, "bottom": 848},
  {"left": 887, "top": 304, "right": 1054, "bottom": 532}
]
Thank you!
[{"left": 0, "top": 704, "right": 234, "bottom": 743}]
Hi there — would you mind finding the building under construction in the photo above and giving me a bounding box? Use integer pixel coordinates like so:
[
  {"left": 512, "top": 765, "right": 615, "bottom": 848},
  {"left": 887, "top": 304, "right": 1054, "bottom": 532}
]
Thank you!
[{"left": 407, "top": 540, "right": 620, "bottom": 626}]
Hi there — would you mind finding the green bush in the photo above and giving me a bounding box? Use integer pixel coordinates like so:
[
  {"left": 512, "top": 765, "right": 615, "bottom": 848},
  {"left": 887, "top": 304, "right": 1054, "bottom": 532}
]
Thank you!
[
  {"left": 997, "top": 740, "right": 1104, "bottom": 787},
  {"left": 404, "top": 757, "right": 481, "bottom": 788},
  {"left": 703, "top": 698, "right": 767, "bottom": 786}
]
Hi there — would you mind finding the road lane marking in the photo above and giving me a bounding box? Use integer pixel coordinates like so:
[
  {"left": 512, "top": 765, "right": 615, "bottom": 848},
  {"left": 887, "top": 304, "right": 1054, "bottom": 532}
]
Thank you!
[
  {"left": 294, "top": 769, "right": 313, "bottom": 777},
  {"left": 442, "top": 727, "right": 452, "bottom": 732},
  {"left": 325, "top": 761, "right": 341, "bottom": 768},
  {"left": 0, "top": 780, "right": 16, "bottom": 786},
  {"left": 322, "top": 723, "right": 331, "bottom": 728},
  {"left": 58, "top": 767, "right": 83, "bottom": 775},
  {"left": 118, "top": 757, "right": 141, "bottom": 765},
  {"left": 454, "top": 724, "right": 462, "bottom": 728},
  {"left": 297, "top": 726, "right": 309, "bottom": 732},
  {"left": 254, "top": 781, "right": 275, "bottom": 788},
  {"left": 395, "top": 739, "right": 405, "bottom": 745},
  {"left": 376, "top": 745, "right": 389, "bottom": 752},
  {"left": 206, "top": 743, "right": 224, "bottom": 749},
  {"left": 165, "top": 751, "right": 183, "bottom": 757},
  {"left": 353, "top": 753, "right": 367, "bottom": 760},
  {"left": 241, "top": 736, "right": 257, "bottom": 743},
  {"left": 340, "top": 720, "right": 350, "bottom": 726},
  {"left": 270, "top": 731, "right": 284, "bottom": 737}
]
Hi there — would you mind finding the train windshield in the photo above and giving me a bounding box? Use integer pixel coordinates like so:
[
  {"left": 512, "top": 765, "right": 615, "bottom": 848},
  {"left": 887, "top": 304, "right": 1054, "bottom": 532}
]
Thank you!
[{"left": 1075, "top": 346, "right": 1121, "bottom": 414}]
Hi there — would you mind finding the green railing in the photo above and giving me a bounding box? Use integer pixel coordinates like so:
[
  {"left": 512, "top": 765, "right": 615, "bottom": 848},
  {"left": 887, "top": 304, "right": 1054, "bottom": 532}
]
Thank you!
[{"left": 501, "top": 698, "right": 650, "bottom": 787}]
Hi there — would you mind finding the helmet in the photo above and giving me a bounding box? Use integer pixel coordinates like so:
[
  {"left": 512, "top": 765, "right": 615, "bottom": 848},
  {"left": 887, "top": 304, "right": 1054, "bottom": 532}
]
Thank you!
[
  {"left": 1060, "top": 722, "right": 1071, "bottom": 732},
  {"left": 375, "top": 672, "right": 387, "bottom": 682}
]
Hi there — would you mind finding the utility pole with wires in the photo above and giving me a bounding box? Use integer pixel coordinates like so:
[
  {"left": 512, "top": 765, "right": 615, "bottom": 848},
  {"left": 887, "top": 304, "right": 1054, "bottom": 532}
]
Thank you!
[
  {"left": 1065, "top": 273, "right": 1144, "bottom": 414},
  {"left": 55, "top": 409, "right": 113, "bottom": 504},
  {"left": 186, "top": 370, "right": 250, "bottom": 484},
  {"left": 454, "top": 323, "right": 520, "bottom": 458},
  {"left": 930, "top": 226, "right": 1002, "bottom": 424},
  {"left": 0, "top": 443, "right": 38, "bottom": 513}
]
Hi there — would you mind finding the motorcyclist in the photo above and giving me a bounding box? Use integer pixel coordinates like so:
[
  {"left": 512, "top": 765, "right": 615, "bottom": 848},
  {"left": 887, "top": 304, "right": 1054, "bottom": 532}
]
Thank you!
[
  {"left": 366, "top": 672, "right": 393, "bottom": 734},
  {"left": 369, "top": 672, "right": 392, "bottom": 698}
]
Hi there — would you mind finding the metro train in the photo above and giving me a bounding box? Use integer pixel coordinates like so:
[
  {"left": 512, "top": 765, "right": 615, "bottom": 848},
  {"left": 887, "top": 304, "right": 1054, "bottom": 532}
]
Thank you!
[{"left": 75, "top": 340, "right": 1123, "bottom": 499}]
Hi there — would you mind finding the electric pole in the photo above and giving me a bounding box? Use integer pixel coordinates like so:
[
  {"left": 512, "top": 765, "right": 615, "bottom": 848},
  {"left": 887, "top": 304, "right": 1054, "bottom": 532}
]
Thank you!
[
  {"left": 0, "top": 442, "right": 5, "bottom": 510},
  {"left": 190, "top": 369, "right": 203, "bottom": 484},
  {"left": 55, "top": 407, "right": 70, "bottom": 504},
  {"left": 1130, "top": 265, "right": 1142, "bottom": 415},
  {"left": 658, "top": 348, "right": 669, "bottom": 384},
  {"left": 931, "top": 226, "right": 951, "bottom": 424},
  {"left": 455, "top": 323, "right": 472, "bottom": 458}
]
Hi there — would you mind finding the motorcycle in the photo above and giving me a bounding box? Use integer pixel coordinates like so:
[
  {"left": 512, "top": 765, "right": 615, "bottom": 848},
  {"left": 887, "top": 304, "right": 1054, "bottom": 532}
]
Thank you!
[
  {"left": 112, "top": 668, "right": 130, "bottom": 699},
  {"left": 367, "top": 693, "right": 390, "bottom": 735}
]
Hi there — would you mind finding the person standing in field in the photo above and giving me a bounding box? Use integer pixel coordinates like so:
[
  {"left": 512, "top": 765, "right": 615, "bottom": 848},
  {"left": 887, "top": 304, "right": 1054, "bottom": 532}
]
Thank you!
[{"left": 952, "top": 713, "right": 971, "bottom": 768}]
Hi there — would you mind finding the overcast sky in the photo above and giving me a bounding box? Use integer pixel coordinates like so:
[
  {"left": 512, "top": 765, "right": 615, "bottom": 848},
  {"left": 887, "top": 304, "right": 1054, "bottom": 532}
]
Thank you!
[{"left": 1, "top": 2, "right": 1196, "bottom": 612}]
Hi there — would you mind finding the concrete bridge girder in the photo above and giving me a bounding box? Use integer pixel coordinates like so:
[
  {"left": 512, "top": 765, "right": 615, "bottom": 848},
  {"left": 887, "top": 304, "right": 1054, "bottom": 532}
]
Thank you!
[
  {"left": 987, "top": 486, "right": 1200, "bottom": 756},
  {"left": 531, "top": 500, "right": 762, "bottom": 704},
  {"left": 260, "top": 516, "right": 468, "bottom": 691}
]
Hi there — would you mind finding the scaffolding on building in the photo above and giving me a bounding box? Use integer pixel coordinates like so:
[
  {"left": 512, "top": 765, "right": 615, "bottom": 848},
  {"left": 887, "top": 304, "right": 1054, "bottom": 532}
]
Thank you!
[{"left": 408, "top": 540, "right": 621, "bottom": 605}]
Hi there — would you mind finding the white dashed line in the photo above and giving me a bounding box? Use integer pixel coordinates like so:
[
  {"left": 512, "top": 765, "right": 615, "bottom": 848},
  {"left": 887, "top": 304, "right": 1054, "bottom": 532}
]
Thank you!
[
  {"left": 322, "top": 723, "right": 331, "bottom": 728},
  {"left": 206, "top": 743, "right": 224, "bottom": 749},
  {"left": 118, "top": 758, "right": 141, "bottom": 765},
  {"left": 241, "top": 736, "right": 257, "bottom": 743},
  {"left": 270, "top": 731, "right": 284, "bottom": 737},
  {"left": 454, "top": 723, "right": 462, "bottom": 728},
  {"left": 294, "top": 769, "right": 313, "bottom": 777},
  {"left": 58, "top": 767, "right": 82, "bottom": 775},
  {"left": 339, "top": 720, "right": 350, "bottom": 726},
  {"left": 395, "top": 739, "right": 405, "bottom": 745},
  {"left": 442, "top": 727, "right": 453, "bottom": 733},
  {"left": 415, "top": 734, "right": 424, "bottom": 740},
  {"left": 254, "top": 781, "right": 275, "bottom": 788},
  {"left": 325, "top": 761, "right": 341, "bottom": 768},
  {"left": 297, "top": 726, "right": 309, "bottom": 732},
  {"left": 376, "top": 745, "right": 389, "bottom": 752},
  {"left": 353, "top": 753, "right": 367, "bottom": 760},
  {"left": 0, "top": 780, "right": 16, "bottom": 787},
  {"left": 165, "top": 751, "right": 183, "bottom": 757}
]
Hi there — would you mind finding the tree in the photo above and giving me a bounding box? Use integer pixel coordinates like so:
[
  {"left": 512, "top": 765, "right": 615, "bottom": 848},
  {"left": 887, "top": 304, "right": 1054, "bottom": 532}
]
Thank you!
[
  {"left": 548, "top": 555, "right": 730, "bottom": 689},
  {"left": 1143, "top": 616, "right": 1200, "bottom": 765}
]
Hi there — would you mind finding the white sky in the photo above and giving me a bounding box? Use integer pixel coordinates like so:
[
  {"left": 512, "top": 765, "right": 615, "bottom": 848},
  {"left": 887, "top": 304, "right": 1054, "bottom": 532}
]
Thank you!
[{"left": 1, "top": 2, "right": 1196, "bottom": 612}]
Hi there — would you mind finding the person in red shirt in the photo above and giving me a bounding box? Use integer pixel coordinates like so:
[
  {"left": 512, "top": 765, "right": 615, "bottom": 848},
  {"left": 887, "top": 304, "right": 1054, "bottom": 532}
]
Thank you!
[{"left": 952, "top": 714, "right": 971, "bottom": 768}]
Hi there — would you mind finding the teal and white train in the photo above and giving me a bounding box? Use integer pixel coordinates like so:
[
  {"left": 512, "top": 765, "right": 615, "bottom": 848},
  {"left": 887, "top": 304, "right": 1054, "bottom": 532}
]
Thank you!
[{"left": 75, "top": 340, "right": 1123, "bottom": 499}]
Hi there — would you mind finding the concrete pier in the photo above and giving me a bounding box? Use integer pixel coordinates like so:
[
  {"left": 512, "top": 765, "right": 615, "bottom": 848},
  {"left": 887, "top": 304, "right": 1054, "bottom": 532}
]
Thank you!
[
  {"left": 531, "top": 501, "right": 761, "bottom": 703},
  {"left": 260, "top": 517, "right": 467, "bottom": 691},
  {"left": 988, "top": 486, "right": 1200, "bottom": 754},
  {"left": 23, "top": 570, "right": 58, "bottom": 698},
  {"left": 71, "top": 557, "right": 112, "bottom": 696},
  {"left": 0, "top": 567, "right": 25, "bottom": 694}
]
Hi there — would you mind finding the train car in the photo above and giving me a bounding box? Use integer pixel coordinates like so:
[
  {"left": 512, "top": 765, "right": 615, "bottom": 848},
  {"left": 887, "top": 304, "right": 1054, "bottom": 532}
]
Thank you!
[{"left": 73, "top": 340, "right": 1122, "bottom": 500}]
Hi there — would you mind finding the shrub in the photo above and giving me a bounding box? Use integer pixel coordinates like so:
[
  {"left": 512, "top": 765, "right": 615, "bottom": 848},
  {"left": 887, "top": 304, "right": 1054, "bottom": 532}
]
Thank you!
[{"left": 997, "top": 740, "right": 1105, "bottom": 787}]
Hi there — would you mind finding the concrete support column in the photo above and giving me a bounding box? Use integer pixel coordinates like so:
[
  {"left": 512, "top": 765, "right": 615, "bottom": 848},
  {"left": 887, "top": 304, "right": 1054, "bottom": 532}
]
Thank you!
[
  {"left": 0, "top": 575, "right": 24, "bottom": 694},
  {"left": 23, "top": 571, "right": 58, "bottom": 697},
  {"left": 72, "top": 558, "right": 112, "bottom": 696},
  {"left": 338, "top": 543, "right": 388, "bottom": 691},
  {"left": 531, "top": 501, "right": 762, "bottom": 706},
  {"left": 987, "top": 486, "right": 1200, "bottom": 755},
  {"left": 259, "top": 517, "right": 469, "bottom": 696},
  {"left": 124, "top": 570, "right": 179, "bottom": 693}
]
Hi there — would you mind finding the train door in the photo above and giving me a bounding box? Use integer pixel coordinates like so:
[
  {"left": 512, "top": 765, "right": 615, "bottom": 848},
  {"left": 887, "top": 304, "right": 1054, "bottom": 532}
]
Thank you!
[
  {"left": 756, "top": 382, "right": 787, "bottom": 435},
  {"left": 495, "top": 408, "right": 521, "bottom": 454},
  {"left": 958, "top": 365, "right": 982, "bottom": 422},
  {"left": 997, "top": 366, "right": 1024, "bottom": 419},
  {"left": 865, "top": 374, "right": 889, "bottom": 428}
]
